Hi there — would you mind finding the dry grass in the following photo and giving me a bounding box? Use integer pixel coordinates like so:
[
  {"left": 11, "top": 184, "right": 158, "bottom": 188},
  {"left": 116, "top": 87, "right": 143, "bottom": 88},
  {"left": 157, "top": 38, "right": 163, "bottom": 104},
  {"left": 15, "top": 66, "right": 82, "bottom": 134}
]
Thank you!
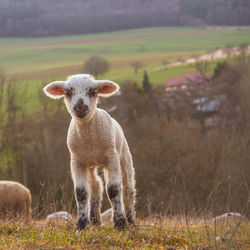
[{"left": 0, "top": 216, "right": 249, "bottom": 249}]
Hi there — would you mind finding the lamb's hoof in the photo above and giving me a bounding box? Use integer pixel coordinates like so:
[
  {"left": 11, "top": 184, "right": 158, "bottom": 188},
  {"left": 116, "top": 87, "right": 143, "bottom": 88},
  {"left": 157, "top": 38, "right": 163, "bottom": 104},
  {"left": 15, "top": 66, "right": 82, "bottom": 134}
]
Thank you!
[
  {"left": 127, "top": 214, "right": 136, "bottom": 226},
  {"left": 114, "top": 217, "right": 128, "bottom": 230},
  {"left": 77, "top": 216, "right": 88, "bottom": 230},
  {"left": 90, "top": 215, "right": 101, "bottom": 226},
  {"left": 128, "top": 219, "right": 136, "bottom": 226}
]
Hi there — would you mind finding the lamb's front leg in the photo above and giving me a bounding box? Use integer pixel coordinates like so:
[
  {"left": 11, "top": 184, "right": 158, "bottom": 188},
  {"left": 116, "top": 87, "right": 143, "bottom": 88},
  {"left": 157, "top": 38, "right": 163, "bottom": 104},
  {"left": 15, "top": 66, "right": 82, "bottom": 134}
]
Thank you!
[
  {"left": 105, "top": 153, "right": 128, "bottom": 230},
  {"left": 71, "top": 159, "right": 90, "bottom": 230},
  {"left": 89, "top": 168, "right": 103, "bottom": 225}
]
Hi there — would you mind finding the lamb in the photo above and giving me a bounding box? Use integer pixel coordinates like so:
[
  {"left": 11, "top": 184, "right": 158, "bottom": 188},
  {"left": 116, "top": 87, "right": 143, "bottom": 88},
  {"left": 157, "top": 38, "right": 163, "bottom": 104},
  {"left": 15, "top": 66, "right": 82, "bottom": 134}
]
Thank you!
[
  {"left": 43, "top": 74, "right": 136, "bottom": 230},
  {"left": 0, "top": 180, "right": 32, "bottom": 219},
  {"left": 212, "top": 212, "right": 245, "bottom": 224},
  {"left": 46, "top": 211, "right": 73, "bottom": 225}
]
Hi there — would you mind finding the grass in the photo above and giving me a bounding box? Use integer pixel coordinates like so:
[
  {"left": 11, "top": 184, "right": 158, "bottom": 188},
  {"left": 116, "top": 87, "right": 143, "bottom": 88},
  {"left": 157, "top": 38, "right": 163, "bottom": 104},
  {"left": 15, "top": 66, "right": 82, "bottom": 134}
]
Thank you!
[
  {"left": 1, "top": 26, "right": 249, "bottom": 112},
  {"left": 0, "top": 217, "right": 249, "bottom": 248},
  {"left": 1, "top": 26, "right": 250, "bottom": 81}
]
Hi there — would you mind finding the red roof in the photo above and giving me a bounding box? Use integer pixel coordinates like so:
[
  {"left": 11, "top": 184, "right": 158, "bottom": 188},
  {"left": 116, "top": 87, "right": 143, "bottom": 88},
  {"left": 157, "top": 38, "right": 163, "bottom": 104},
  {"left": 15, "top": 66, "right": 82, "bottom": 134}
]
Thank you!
[{"left": 165, "top": 72, "right": 211, "bottom": 88}]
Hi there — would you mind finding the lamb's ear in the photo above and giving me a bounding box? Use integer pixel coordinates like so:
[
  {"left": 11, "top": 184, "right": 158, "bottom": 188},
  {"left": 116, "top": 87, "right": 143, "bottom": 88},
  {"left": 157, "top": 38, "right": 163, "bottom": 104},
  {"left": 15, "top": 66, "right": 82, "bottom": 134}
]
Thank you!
[
  {"left": 96, "top": 80, "right": 120, "bottom": 97},
  {"left": 43, "top": 81, "right": 65, "bottom": 99}
]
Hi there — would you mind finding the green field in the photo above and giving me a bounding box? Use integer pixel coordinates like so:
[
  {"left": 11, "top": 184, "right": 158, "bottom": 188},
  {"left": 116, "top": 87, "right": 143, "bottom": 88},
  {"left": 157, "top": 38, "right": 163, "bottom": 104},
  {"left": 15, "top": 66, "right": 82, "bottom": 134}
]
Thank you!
[{"left": 1, "top": 26, "right": 250, "bottom": 86}]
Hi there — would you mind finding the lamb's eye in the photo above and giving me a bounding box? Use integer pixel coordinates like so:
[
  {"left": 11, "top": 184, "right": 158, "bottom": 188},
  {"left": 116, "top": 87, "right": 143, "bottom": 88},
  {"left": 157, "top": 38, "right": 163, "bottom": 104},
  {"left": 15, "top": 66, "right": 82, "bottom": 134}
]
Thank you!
[
  {"left": 88, "top": 87, "right": 97, "bottom": 97},
  {"left": 65, "top": 88, "right": 73, "bottom": 98}
]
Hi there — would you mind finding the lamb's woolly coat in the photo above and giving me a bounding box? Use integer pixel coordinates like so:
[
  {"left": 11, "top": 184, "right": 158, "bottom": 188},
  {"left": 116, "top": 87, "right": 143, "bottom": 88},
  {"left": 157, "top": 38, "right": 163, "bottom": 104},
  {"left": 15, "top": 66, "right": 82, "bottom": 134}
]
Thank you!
[
  {"left": 43, "top": 74, "right": 136, "bottom": 230},
  {"left": 0, "top": 181, "right": 32, "bottom": 218},
  {"left": 67, "top": 108, "right": 132, "bottom": 171}
]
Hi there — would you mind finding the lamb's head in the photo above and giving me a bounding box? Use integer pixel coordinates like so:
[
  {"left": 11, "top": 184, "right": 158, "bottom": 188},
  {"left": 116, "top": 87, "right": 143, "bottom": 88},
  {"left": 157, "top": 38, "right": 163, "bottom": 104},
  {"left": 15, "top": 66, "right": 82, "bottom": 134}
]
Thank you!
[{"left": 43, "top": 74, "right": 119, "bottom": 120}]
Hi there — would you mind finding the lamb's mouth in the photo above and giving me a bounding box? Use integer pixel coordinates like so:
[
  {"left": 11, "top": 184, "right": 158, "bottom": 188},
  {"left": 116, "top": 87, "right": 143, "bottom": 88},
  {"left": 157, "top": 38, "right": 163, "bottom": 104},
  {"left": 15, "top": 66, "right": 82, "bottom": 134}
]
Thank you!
[
  {"left": 73, "top": 102, "right": 89, "bottom": 118},
  {"left": 74, "top": 110, "right": 89, "bottom": 118}
]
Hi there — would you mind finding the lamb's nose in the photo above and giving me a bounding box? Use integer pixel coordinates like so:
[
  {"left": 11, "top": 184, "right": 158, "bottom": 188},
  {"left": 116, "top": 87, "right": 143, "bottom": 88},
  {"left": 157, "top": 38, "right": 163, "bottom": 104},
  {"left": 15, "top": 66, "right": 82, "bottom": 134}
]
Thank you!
[
  {"left": 73, "top": 99, "right": 89, "bottom": 118},
  {"left": 76, "top": 99, "right": 87, "bottom": 110}
]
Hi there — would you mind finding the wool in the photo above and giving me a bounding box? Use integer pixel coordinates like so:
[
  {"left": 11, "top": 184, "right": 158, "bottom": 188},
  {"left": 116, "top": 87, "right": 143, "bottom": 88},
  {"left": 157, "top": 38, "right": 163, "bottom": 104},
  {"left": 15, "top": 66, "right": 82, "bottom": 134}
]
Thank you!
[
  {"left": 0, "top": 180, "right": 32, "bottom": 219},
  {"left": 43, "top": 74, "right": 136, "bottom": 229}
]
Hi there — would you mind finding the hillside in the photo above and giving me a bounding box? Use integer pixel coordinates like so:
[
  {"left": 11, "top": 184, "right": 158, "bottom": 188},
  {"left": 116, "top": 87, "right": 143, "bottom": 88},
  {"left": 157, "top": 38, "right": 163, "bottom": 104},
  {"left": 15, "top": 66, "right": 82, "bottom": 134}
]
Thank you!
[
  {"left": 1, "top": 26, "right": 250, "bottom": 84},
  {"left": 0, "top": 0, "right": 250, "bottom": 37}
]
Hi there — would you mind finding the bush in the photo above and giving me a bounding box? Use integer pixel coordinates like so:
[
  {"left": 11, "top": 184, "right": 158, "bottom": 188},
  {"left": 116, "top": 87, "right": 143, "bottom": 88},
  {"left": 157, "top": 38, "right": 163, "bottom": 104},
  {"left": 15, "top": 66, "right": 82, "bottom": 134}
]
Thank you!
[{"left": 82, "top": 56, "right": 110, "bottom": 78}]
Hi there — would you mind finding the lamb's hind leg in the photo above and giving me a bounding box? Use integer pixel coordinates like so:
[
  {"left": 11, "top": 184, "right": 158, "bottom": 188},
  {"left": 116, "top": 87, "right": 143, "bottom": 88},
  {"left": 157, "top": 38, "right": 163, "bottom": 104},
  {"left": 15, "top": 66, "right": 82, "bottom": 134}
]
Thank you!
[
  {"left": 121, "top": 153, "right": 136, "bottom": 225},
  {"left": 104, "top": 153, "right": 128, "bottom": 230},
  {"left": 89, "top": 168, "right": 103, "bottom": 225}
]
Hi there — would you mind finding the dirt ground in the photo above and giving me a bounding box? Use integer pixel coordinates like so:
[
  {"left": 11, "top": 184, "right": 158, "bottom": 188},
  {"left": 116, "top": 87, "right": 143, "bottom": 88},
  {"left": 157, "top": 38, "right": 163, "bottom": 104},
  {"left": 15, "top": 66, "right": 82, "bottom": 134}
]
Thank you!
[{"left": 153, "top": 45, "right": 250, "bottom": 71}]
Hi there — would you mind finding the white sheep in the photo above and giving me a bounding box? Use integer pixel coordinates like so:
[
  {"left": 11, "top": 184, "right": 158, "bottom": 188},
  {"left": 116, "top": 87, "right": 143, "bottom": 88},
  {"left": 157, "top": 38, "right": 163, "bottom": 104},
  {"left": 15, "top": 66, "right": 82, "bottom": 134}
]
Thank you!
[
  {"left": 0, "top": 180, "right": 32, "bottom": 219},
  {"left": 46, "top": 211, "right": 73, "bottom": 225},
  {"left": 212, "top": 212, "right": 245, "bottom": 224},
  {"left": 43, "top": 74, "right": 136, "bottom": 230}
]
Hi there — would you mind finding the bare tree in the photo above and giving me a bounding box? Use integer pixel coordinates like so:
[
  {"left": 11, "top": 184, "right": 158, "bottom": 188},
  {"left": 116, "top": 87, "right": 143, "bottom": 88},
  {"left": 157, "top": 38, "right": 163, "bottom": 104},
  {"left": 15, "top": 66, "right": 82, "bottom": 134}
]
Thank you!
[
  {"left": 237, "top": 43, "right": 249, "bottom": 63},
  {"left": 223, "top": 44, "right": 233, "bottom": 59},
  {"left": 131, "top": 61, "right": 143, "bottom": 74},
  {"left": 195, "top": 59, "right": 209, "bottom": 75},
  {"left": 83, "top": 56, "right": 110, "bottom": 78},
  {"left": 0, "top": 68, "right": 5, "bottom": 168},
  {"left": 162, "top": 60, "right": 169, "bottom": 70},
  {"left": 0, "top": 67, "right": 5, "bottom": 117}
]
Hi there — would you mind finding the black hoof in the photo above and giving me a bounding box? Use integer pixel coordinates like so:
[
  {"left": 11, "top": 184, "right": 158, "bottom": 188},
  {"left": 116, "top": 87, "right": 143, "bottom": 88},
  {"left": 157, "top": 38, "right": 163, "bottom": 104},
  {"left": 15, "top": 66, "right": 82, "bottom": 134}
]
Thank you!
[
  {"left": 126, "top": 211, "right": 136, "bottom": 226},
  {"left": 90, "top": 215, "right": 101, "bottom": 226},
  {"left": 127, "top": 217, "right": 136, "bottom": 226},
  {"left": 114, "top": 217, "right": 128, "bottom": 230},
  {"left": 77, "top": 216, "right": 88, "bottom": 230}
]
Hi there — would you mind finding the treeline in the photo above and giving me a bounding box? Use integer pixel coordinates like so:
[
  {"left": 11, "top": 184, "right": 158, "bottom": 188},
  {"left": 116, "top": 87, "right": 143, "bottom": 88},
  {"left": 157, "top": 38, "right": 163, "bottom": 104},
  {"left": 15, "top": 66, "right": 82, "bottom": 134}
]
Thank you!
[
  {"left": 0, "top": 57, "right": 249, "bottom": 217},
  {"left": 0, "top": 0, "right": 250, "bottom": 37}
]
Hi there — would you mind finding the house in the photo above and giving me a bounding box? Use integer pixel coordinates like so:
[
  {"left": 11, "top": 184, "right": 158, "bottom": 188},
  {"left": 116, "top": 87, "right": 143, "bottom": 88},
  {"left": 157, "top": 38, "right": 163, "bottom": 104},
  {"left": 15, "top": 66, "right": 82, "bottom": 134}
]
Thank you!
[
  {"left": 193, "top": 95, "right": 226, "bottom": 113},
  {"left": 165, "top": 72, "right": 211, "bottom": 92}
]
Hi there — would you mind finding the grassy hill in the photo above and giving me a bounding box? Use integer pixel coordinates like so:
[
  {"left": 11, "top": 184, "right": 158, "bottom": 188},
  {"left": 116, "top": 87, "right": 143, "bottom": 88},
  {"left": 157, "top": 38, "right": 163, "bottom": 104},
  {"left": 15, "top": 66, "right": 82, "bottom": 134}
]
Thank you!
[
  {"left": 0, "top": 26, "right": 249, "bottom": 112},
  {"left": 1, "top": 26, "right": 249, "bottom": 85}
]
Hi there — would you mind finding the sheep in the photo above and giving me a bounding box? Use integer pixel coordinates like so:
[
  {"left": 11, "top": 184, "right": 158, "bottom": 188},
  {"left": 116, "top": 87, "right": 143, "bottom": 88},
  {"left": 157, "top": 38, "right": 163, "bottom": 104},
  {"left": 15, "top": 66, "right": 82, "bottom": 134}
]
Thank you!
[
  {"left": 46, "top": 211, "right": 73, "bottom": 225},
  {"left": 43, "top": 74, "right": 136, "bottom": 230},
  {"left": 101, "top": 208, "right": 113, "bottom": 226},
  {"left": 0, "top": 180, "right": 32, "bottom": 219},
  {"left": 212, "top": 212, "right": 245, "bottom": 225},
  {"left": 46, "top": 209, "right": 113, "bottom": 226}
]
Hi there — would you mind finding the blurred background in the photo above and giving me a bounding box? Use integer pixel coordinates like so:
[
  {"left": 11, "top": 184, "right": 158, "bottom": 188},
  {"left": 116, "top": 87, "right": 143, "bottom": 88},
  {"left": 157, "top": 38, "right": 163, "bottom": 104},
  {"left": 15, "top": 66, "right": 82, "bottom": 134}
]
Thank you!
[{"left": 0, "top": 0, "right": 249, "bottom": 218}]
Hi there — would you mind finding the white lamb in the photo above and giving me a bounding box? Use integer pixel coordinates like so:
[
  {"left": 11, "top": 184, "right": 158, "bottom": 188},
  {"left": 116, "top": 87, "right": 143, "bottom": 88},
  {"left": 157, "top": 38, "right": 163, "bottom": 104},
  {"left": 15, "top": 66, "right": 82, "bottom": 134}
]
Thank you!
[{"left": 43, "top": 74, "right": 136, "bottom": 230}]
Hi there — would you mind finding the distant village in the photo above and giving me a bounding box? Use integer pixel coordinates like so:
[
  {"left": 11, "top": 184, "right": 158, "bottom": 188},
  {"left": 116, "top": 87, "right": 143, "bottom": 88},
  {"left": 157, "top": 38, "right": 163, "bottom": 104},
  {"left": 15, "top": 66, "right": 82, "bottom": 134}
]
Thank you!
[
  {"left": 164, "top": 71, "right": 223, "bottom": 127},
  {"left": 165, "top": 71, "right": 211, "bottom": 92}
]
